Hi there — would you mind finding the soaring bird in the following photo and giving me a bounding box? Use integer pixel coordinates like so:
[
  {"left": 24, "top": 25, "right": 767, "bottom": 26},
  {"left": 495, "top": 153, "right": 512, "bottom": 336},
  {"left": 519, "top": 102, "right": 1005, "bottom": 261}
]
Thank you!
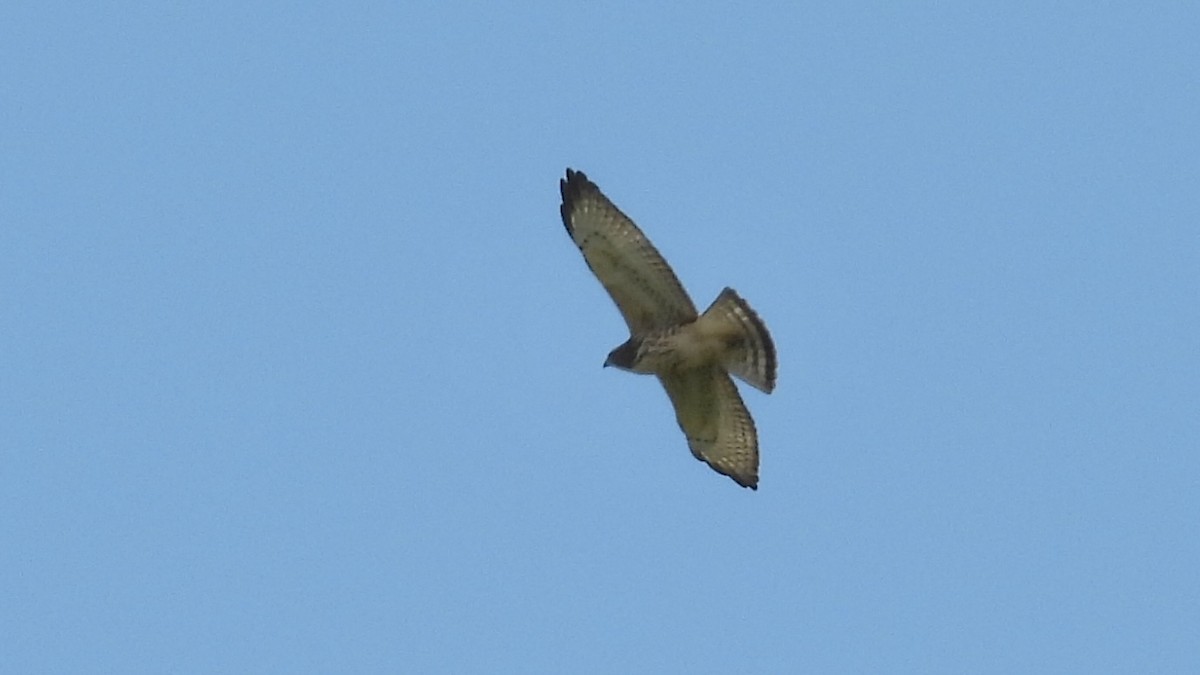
[{"left": 559, "top": 169, "right": 776, "bottom": 489}]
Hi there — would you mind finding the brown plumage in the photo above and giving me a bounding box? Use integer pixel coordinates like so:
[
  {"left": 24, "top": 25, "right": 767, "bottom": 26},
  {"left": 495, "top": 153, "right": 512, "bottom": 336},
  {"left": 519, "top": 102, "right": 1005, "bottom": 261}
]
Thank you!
[{"left": 559, "top": 169, "right": 776, "bottom": 489}]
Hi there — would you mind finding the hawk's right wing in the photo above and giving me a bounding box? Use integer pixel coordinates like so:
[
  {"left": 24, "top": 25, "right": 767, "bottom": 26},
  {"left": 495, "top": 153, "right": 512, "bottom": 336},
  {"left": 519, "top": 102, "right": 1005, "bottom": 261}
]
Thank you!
[
  {"left": 659, "top": 367, "right": 760, "bottom": 490},
  {"left": 560, "top": 169, "right": 698, "bottom": 334}
]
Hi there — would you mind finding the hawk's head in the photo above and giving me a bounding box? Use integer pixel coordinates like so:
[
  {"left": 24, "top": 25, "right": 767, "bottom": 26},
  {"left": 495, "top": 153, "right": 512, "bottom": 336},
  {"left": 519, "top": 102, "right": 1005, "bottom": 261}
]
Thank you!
[{"left": 603, "top": 338, "right": 642, "bottom": 371}]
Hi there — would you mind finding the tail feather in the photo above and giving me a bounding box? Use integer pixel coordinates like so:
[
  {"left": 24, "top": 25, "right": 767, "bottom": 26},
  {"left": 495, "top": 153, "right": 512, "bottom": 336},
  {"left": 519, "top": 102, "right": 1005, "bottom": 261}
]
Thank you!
[{"left": 700, "top": 288, "right": 776, "bottom": 393}]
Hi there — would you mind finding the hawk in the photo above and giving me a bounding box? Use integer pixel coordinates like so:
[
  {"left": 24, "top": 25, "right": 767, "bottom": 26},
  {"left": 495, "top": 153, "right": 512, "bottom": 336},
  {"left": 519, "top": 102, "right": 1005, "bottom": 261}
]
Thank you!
[{"left": 559, "top": 168, "right": 777, "bottom": 489}]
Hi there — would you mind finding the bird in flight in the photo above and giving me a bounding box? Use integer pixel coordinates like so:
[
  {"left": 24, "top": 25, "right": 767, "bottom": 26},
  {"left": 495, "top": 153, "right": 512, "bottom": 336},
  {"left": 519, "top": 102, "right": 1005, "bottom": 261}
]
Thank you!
[{"left": 559, "top": 169, "right": 777, "bottom": 489}]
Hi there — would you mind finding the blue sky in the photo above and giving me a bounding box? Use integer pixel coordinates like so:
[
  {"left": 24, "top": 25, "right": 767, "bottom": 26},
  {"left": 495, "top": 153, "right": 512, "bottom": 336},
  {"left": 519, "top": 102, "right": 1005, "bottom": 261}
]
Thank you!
[{"left": 3, "top": 2, "right": 1197, "bottom": 672}]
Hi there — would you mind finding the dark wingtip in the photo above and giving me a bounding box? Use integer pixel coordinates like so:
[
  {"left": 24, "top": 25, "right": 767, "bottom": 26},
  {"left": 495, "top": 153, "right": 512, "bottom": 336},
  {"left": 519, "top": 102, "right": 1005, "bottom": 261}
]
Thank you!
[
  {"left": 559, "top": 168, "right": 592, "bottom": 236},
  {"left": 724, "top": 467, "right": 758, "bottom": 490}
]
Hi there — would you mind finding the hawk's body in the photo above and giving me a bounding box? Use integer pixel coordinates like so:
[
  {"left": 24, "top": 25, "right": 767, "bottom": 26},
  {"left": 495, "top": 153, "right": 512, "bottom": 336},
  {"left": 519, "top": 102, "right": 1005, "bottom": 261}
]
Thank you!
[{"left": 559, "top": 169, "right": 776, "bottom": 489}]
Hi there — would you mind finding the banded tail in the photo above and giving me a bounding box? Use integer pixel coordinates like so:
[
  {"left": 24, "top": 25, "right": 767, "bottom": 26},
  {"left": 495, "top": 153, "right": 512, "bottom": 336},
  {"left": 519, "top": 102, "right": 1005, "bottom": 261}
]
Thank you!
[{"left": 700, "top": 287, "right": 777, "bottom": 394}]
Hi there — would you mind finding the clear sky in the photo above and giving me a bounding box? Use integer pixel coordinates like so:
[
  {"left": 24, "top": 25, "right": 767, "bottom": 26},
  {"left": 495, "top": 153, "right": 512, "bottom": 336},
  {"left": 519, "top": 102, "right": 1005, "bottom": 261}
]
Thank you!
[{"left": 3, "top": 2, "right": 1197, "bottom": 672}]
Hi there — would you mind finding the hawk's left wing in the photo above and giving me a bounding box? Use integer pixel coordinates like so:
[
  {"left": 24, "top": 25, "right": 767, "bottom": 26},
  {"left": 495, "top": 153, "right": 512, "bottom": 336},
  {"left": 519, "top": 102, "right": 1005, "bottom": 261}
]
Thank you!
[
  {"left": 659, "top": 367, "right": 760, "bottom": 490},
  {"left": 560, "top": 169, "right": 698, "bottom": 334}
]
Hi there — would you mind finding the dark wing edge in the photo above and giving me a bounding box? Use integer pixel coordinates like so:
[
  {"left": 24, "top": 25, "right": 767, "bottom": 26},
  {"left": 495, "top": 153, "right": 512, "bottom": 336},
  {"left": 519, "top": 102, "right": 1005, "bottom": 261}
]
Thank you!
[
  {"left": 659, "top": 368, "right": 760, "bottom": 490},
  {"left": 559, "top": 169, "right": 697, "bottom": 333}
]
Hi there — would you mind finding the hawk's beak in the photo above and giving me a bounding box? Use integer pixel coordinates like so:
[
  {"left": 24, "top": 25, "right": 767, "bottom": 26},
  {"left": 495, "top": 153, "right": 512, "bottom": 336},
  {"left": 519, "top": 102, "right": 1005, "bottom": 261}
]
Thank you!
[{"left": 602, "top": 355, "right": 612, "bottom": 368}]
